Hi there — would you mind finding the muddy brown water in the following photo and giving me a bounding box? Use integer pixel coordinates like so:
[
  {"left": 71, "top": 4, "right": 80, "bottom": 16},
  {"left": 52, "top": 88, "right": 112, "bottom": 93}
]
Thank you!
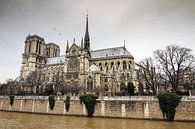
[{"left": 0, "top": 111, "right": 195, "bottom": 129}]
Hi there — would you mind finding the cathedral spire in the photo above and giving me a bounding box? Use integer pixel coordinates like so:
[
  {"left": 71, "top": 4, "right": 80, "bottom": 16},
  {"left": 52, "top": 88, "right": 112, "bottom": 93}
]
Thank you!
[
  {"left": 81, "top": 37, "right": 84, "bottom": 49},
  {"left": 66, "top": 40, "right": 69, "bottom": 54},
  {"left": 84, "top": 13, "right": 90, "bottom": 52}
]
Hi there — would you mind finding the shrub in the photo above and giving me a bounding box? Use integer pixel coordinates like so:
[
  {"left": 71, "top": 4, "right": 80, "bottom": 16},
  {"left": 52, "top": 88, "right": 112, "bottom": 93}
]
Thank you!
[
  {"left": 48, "top": 95, "right": 55, "bottom": 110},
  {"left": 156, "top": 92, "right": 181, "bottom": 121},
  {"left": 9, "top": 95, "right": 15, "bottom": 106},
  {"left": 64, "top": 96, "right": 70, "bottom": 112},
  {"left": 79, "top": 94, "right": 98, "bottom": 117}
]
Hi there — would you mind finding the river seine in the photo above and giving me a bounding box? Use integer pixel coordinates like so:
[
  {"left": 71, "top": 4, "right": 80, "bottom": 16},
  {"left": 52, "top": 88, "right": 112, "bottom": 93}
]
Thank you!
[{"left": 0, "top": 111, "right": 194, "bottom": 129}]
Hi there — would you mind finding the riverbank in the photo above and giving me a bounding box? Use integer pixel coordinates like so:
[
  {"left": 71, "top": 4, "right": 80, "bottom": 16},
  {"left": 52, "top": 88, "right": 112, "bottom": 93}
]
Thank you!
[{"left": 0, "top": 96, "right": 195, "bottom": 121}]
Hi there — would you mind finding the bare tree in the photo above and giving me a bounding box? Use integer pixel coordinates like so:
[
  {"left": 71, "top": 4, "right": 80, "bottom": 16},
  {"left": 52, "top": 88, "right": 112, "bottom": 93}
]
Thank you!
[
  {"left": 6, "top": 79, "right": 17, "bottom": 94},
  {"left": 57, "top": 82, "right": 67, "bottom": 95},
  {"left": 24, "top": 71, "right": 44, "bottom": 94},
  {"left": 53, "top": 72, "right": 64, "bottom": 94},
  {"left": 154, "top": 45, "right": 195, "bottom": 92},
  {"left": 137, "top": 58, "right": 159, "bottom": 94}
]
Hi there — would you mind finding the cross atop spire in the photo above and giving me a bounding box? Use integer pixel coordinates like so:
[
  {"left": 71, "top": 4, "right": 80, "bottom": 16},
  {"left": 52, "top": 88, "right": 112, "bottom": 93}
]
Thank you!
[{"left": 84, "top": 12, "right": 90, "bottom": 52}]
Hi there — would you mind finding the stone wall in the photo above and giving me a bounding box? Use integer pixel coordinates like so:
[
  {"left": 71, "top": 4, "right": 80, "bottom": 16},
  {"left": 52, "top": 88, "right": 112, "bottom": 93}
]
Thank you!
[{"left": 0, "top": 96, "right": 195, "bottom": 121}]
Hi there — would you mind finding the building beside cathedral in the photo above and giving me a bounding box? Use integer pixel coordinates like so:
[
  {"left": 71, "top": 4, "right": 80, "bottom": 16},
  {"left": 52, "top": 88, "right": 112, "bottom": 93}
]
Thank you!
[{"left": 20, "top": 15, "right": 138, "bottom": 93}]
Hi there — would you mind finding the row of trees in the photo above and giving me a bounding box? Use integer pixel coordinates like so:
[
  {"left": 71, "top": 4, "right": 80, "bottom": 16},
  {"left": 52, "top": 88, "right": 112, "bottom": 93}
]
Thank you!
[
  {"left": 0, "top": 72, "right": 115, "bottom": 96},
  {"left": 0, "top": 79, "right": 79, "bottom": 96},
  {"left": 0, "top": 44, "right": 194, "bottom": 96},
  {"left": 137, "top": 44, "right": 195, "bottom": 94},
  {"left": 0, "top": 76, "right": 136, "bottom": 96}
]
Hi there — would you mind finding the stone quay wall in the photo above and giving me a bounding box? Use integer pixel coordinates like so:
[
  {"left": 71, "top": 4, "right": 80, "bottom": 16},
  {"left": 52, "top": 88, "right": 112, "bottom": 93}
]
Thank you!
[{"left": 0, "top": 96, "right": 195, "bottom": 121}]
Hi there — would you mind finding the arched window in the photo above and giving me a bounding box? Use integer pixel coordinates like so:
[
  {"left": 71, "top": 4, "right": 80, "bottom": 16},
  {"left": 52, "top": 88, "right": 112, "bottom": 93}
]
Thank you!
[
  {"left": 28, "top": 42, "right": 31, "bottom": 53},
  {"left": 129, "top": 64, "right": 131, "bottom": 69},
  {"left": 38, "top": 43, "right": 41, "bottom": 54},
  {"left": 123, "top": 60, "right": 127, "bottom": 70},
  {"left": 120, "top": 83, "right": 126, "bottom": 92},
  {"left": 36, "top": 42, "right": 39, "bottom": 53},
  {"left": 46, "top": 48, "right": 49, "bottom": 57},
  {"left": 106, "top": 66, "right": 108, "bottom": 72},
  {"left": 111, "top": 62, "right": 114, "bottom": 69},
  {"left": 129, "top": 61, "right": 131, "bottom": 69},
  {"left": 87, "top": 76, "right": 93, "bottom": 91},
  {"left": 117, "top": 61, "right": 120, "bottom": 69},
  {"left": 105, "top": 62, "right": 108, "bottom": 72}
]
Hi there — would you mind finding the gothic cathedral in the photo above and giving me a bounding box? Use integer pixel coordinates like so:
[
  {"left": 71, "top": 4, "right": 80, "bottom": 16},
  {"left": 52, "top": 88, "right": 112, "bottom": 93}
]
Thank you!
[{"left": 20, "top": 15, "right": 138, "bottom": 93}]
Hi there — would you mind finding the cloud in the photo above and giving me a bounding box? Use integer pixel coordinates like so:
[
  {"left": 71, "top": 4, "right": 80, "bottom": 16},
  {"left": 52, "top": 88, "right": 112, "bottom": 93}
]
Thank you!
[{"left": 0, "top": 0, "right": 195, "bottom": 83}]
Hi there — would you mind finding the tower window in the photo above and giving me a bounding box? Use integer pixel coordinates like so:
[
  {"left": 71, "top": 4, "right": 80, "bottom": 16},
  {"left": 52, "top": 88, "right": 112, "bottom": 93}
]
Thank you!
[
  {"left": 29, "top": 42, "right": 31, "bottom": 53},
  {"left": 38, "top": 43, "right": 41, "bottom": 54},
  {"left": 36, "top": 42, "right": 39, "bottom": 53}
]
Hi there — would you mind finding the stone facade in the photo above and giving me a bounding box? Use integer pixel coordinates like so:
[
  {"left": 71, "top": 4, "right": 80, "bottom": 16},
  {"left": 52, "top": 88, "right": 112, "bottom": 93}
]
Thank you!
[{"left": 20, "top": 15, "right": 138, "bottom": 93}]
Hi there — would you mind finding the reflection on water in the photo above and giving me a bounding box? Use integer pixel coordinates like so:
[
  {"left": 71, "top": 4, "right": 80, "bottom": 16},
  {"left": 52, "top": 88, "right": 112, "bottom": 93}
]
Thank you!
[{"left": 0, "top": 111, "right": 195, "bottom": 129}]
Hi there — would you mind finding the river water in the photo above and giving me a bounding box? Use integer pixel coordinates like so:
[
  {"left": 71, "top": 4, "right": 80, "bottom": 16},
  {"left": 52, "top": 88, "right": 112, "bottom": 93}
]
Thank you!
[{"left": 0, "top": 111, "right": 194, "bottom": 129}]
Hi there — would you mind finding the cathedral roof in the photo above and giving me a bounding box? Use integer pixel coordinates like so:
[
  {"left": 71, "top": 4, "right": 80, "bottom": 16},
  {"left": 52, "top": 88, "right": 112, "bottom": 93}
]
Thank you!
[
  {"left": 90, "top": 46, "right": 132, "bottom": 59},
  {"left": 46, "top": 55, "right": 65, "bottom": 65}
]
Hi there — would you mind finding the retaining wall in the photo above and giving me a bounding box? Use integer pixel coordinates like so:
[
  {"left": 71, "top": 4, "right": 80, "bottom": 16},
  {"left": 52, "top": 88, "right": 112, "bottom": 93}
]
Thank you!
[{"left": 0, "top": 96, "right": 195, "bottom": 121}]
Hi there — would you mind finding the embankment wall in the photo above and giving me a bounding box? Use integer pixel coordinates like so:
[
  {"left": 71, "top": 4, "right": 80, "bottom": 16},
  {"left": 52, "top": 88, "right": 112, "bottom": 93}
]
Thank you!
[{"left": 0, "top": 96, "right": 195, "bottom": 121}]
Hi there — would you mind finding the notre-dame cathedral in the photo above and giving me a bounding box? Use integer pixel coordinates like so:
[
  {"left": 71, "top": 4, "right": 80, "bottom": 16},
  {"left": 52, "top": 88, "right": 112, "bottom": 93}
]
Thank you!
[{"left": 20, "top": 15, "right": 138, "bottom": 93}]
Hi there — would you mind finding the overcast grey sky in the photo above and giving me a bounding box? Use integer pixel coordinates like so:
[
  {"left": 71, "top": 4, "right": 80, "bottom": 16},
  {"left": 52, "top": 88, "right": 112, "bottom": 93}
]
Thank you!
[{"left": 0, "top": 0, "right": 195, "bottom": 83}]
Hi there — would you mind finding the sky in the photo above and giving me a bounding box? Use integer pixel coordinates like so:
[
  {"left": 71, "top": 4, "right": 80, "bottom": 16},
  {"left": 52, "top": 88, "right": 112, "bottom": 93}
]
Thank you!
[{"left": 0, "top": 0, "right": 195, "bottom": 83}]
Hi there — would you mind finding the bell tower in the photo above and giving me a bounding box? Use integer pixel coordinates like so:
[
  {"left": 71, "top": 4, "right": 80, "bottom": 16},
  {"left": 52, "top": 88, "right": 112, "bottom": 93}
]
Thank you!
[{"left": 20, "top": 35, "right": 46, "bottom": 79}]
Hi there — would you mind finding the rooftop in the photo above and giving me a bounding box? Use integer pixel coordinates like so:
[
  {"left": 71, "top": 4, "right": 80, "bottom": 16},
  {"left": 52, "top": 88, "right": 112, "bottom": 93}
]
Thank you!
[
  {"left": 45, "top": 46, "right": 133, "bottom": 65},
  {"left": 91, "top": 46, "right": 132, "bottom": 59},
  {"left": 46, "top": 55, "right": 65, "bottom": 65}
]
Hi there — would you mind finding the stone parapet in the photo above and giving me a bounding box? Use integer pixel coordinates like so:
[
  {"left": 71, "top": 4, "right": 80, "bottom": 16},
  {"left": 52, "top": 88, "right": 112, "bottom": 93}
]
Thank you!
[{"left": 0, "top": 95, "right": 195, "bottom": 121}]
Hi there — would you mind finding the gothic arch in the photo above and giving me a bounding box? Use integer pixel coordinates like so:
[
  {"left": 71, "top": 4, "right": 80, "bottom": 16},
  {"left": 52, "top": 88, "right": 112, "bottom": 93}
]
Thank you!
[
  {"left": 87, "top": 76, "right": 93, "bottom": 91},
  {"left": 120, "top": 83, "right": 126, "bottom": 92},
  {"left": 123, "top": 60, "right": 127, "bottom": 70}
]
